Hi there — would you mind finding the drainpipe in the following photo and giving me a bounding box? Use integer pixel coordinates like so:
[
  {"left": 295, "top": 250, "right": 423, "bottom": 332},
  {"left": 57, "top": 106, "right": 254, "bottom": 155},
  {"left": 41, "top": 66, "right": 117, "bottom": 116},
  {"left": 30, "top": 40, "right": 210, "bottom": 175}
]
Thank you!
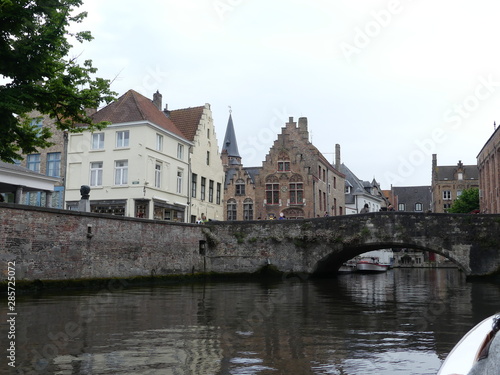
[
  {"left": 313, "top": 180, "right": 316, "bottom": 217},
  {"left": 187, "top": 145, "right": 192, "bottom": 222}
]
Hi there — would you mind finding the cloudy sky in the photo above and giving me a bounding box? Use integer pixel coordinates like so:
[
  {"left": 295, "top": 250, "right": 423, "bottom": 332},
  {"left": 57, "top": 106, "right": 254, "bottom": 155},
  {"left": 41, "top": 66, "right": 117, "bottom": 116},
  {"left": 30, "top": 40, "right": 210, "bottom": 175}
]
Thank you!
[{"left": 74, "top": 0, "right": 500, "bottom": 188}]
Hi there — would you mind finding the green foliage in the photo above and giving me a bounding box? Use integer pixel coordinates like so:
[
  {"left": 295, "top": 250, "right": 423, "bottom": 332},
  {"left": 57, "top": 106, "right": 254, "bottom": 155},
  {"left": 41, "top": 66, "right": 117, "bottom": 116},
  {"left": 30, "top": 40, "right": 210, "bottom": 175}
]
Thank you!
[
  {"left": 448, "top": 188, "right": 480, "bottom": 213},
  {"left": 0, "top": 0, "right": 116, "bottom": 162}
]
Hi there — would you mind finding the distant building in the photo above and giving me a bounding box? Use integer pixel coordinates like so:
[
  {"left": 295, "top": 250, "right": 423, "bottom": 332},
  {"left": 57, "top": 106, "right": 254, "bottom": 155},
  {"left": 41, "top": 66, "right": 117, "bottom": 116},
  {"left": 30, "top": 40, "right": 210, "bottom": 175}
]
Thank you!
[
  {"left": 431, "top": 154, "right": 479, "bottom": 213},
  {"left": 391, "top": 186, "right": 432, "bottom": 212},
  {"left": 222, "top": 115, "right": 345, "bottom": 220},
  {"left": 477, "top": 125, "right": 500, "bottom": 213},
  {"left": 341, "top": 163, "right": 386, "bottom": 214},
  {"left": 17, "top": 111, "right": 67, "bottom": 208}
]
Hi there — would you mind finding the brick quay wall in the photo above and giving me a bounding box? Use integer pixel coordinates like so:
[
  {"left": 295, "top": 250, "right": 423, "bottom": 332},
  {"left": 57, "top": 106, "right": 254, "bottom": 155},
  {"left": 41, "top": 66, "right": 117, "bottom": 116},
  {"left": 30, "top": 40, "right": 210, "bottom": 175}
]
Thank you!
[{"left": 0, "top": 204, "right": 208, "bottom": 282}]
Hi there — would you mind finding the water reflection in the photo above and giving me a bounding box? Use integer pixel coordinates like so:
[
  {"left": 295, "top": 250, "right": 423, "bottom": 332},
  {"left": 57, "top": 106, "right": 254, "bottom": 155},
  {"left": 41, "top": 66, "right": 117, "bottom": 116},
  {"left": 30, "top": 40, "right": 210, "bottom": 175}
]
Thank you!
[{"left": 2, "top": 269, "right": 500, "bottom": 374}]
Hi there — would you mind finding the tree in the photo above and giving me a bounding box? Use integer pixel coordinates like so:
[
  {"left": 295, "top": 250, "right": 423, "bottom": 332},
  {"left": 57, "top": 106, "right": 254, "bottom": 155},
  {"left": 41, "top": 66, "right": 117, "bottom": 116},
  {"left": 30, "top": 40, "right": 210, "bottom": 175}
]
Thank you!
[
  {"left": 0, "top": 0, "right": 116, "bottom": 162},
  {"left": 448, "top": 188, "right": 480, "bottom": 213}
]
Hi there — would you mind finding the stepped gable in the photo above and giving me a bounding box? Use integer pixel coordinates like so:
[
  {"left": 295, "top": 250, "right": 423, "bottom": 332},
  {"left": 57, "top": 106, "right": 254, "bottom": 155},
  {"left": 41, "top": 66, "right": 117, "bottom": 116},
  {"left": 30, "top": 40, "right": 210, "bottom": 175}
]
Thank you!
[
  {"left": 168, "top": 106, "right": 205, "bottom": 141},
  {"left": 91, "top": 89, "right": 186, "bottom": 139}
]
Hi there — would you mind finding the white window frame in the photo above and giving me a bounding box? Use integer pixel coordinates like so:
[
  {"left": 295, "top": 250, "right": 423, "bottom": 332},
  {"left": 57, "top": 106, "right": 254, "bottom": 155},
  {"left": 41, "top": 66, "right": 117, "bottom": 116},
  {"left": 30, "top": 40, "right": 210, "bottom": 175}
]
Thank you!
[
  {"left": 176, "top": 169, "right": 183, "bottom": 194},
  {"left": 91, "top": 133, "right": 105, "bottom": 150},
  {"left": 90, "top": 162, "right": 103, "bottom": 186},
  {"left": 443, "top": 190, "right": 451, "bottom": 200},
  {"left": 155, "top": 163, "right": 162, "bottom": 188},
  {"left": 177, "top": 144, "right": 184, "bottom": 160},
  {"left": 116, "top": 130, "right": 129, "bottom": 148},
  {"left": 156, "top": 134, "right": 163, "bottom": 152},
  {"left": 114, "top": 160, "right": 128, "bottom": 185}
]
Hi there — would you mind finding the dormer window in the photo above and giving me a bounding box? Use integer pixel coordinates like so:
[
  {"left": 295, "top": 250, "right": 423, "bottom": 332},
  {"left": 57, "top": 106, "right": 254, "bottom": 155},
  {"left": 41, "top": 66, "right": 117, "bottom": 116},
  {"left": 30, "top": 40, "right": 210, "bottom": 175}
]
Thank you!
[
  {"left": 235, "top": 179, "right": 245, "bottom": 196},
  {"left": 458, "top": 172, "right": 464, "bottom": 180}
]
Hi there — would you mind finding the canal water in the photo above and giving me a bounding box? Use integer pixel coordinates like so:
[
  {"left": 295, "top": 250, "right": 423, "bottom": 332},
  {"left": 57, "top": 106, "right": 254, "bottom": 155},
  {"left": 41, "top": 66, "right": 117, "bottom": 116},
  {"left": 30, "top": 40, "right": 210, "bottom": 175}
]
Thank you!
[{"left": 3, "top": 268, "right": 500, "bottom": 375}]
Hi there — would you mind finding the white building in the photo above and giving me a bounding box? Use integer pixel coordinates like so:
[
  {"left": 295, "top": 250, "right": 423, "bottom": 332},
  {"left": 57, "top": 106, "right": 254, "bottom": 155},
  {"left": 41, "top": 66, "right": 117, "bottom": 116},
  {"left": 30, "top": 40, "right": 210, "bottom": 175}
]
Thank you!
[
  {"left": 168, "top": 104, "right": 225, "bottom": 223},
  {"left": 340, "top": 163, "right": 387, "bottom": 214},
  {"left": 65, "top": 90, "right": 193, "bottom": 221}
]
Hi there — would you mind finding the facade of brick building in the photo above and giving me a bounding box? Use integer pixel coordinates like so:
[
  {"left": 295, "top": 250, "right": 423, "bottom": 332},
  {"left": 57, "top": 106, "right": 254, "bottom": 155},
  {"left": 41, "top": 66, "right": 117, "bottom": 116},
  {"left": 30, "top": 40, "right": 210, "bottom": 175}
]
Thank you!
[
  {"left": 477, "top": 126, "right": 500, "bottom": 213},
  {"left": 223, "top": 115, "right": 345, "bottom": 220},
  {"left": 431, "top": 154, "right": 479, "bottom": 213}
]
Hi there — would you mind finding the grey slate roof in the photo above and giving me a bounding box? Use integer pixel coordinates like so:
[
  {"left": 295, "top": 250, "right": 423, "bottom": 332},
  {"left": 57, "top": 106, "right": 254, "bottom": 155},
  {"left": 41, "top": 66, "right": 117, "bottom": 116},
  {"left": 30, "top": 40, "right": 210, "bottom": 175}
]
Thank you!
[
  {"left": 435, "top": 164, "right": 479, "bottom": 181},
  {"left": 392, "top": 185, "right": 432, "bottom": 212},
  {"left": 221, "top": 114, "right": 241, "bottom": 158}
]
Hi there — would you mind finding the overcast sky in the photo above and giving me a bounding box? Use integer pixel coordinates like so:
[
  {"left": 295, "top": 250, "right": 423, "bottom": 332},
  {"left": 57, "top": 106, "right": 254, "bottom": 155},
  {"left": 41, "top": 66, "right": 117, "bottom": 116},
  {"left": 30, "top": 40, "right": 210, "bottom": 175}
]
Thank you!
[{"left": 74, "top": 0, "right": 500, "bottom": 188}]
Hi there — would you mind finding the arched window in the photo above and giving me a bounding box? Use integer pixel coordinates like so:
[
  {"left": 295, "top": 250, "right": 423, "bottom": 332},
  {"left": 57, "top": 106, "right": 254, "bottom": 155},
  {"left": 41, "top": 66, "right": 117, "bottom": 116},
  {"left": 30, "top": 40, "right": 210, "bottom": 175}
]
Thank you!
[
  {"left": 243, "top": 198, "right": 253, "bottom": 220},
  {"left": 235, "top": 178, "right": 245, "bottom": 196},
  {"left": 227, "top": 199, "right": 237, "bottom": 220}
]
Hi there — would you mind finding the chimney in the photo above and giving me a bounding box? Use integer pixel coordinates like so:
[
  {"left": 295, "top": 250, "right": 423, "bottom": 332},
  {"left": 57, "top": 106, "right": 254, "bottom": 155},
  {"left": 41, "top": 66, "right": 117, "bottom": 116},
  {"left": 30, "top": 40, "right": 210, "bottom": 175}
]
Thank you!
[
  {"left": 298, "top": 117, "right": 308, "bottom": 141},
  {"left": 152, "top": 90, "right": 162, "bottom": 110},
  {"left": 335, "top": 144, "right": 341, "bottom": 170}
]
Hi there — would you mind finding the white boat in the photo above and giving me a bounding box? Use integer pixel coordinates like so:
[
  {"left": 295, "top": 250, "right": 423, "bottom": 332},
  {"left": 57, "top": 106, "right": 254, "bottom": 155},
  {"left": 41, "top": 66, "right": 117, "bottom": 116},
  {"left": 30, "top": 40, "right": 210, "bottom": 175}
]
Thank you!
[
  {"left": 356, "top": 257, "right": 390, "bottom": 272},
  {"left": 437, "top": 315, "right": 498, "bottom": 375},
  {"left": 338, "top": 259, "right": 357, "bottom": 274},
  {"left": 356, "top": 250, "right": 393, "bottom": 273}
]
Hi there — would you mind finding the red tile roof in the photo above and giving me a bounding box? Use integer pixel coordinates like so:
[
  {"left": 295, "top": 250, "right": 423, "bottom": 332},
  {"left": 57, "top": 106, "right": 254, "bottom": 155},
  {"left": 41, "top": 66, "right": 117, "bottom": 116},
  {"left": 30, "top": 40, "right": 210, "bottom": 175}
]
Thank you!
[
  {"left": 168, "top": 106, "right": 205, "bottom": 141},
  {"left": 92, "top": 90, "right": 186, "bottom": 139}
]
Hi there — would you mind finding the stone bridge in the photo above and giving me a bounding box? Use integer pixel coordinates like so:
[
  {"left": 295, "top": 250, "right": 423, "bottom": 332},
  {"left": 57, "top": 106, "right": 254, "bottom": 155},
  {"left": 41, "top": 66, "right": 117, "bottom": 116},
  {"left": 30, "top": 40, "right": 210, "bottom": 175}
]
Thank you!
[{"left": 203, "top": 212, "right": 500, "bottom": 277}]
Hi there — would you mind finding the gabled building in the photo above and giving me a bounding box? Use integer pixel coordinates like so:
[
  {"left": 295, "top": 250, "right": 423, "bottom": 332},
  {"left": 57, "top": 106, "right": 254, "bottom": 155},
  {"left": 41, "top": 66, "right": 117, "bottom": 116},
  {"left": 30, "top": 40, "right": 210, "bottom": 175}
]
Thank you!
[
  {"left": 341, "top": 163, "right": 386, "bottom": 214},
  {"left": 221, "top": 112, "right": 259, "bottom": 221},
  {"left": 431, "top": 154, "right": 479, "bottom": 213},
  {"left": 222, "top": 115, "right": 345, "bottom": 220},
  {"left": 168, "top": 104, "right": 225, "bottom": 222},
  {"left": 65, "top": 90, "right": 193, "bottom": 221}
]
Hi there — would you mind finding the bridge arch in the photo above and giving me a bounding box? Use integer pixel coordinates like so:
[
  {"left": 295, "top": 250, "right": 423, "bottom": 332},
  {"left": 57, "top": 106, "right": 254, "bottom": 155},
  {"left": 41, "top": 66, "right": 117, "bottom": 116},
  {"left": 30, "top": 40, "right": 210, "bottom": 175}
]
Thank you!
[{"left": 205, "top": 212, "right": 500, "bottom": 277}]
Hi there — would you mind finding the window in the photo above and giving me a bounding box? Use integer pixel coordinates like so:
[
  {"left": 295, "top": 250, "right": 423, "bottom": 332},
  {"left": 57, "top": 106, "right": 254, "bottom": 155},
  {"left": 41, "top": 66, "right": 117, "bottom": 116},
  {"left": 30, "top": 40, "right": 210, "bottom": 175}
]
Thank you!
[
  {"left": 457, "top": 190, "right": 462, "bottom": 197},
  {"left": 90, "top": 162, "right": 103, "bottom": 186},
  {"left": 266, "top": 183, "right": 279, "bottom": 205},
  {"left": 458, "top": 172, "right": 463, "bottom": 180},
  {"left": 176, "top": 170, "right": 183, "bottom": 194},
  {"left": 156, "top": 134, "right": 163, "bottom": 151},
  {"left": 27, "top": 154, "right": 40, "bottom": 173},
  {"left": 289, "top": 182, "right": 304, "bottom": 204},
  {"left": 278, "top": 161, "right": 290, "bottom": 171},
  {"left": 155, "top": 163, "right": 162, "bottom": 188},
  {"left": 191, "top": 173, "right": 197, "bottom": 198},
  {"left": 444, "top": 203, "right": 451, "bottom": 211},
  {"left": 201, "top": 177, "right": 206, "bottom": 200},
  {"left": 398, "top": 203, "right": 406, "bottom": 211},
  {"left": 415, "top": 202, "right": 423, "bottom": 212},
  {"left": 47, "top": 152, "right": 61, "bottom": 177},
  {"left": 216, "top": 183, "right": 221, "bottom": 204},
  {"left": 209, "top": 180, "right": 214, "bottom": 203},
  {"left": 333, "top": 177, "right": 337, "bottom": 189},
  {"left": 443, "top": 190, "right": 451, "bottom": 200},
  {"left": 177, "top": 144, "right": 184, "bottom": 159},
  {"left": 30, "top": 118, "right": 43, "bottom": 134},
  {"left": 116, "top": 130, "right": 129, "bottom": 148},
  {"left": 243, "top": 198, "right": 253, "bottom": 220},
  {"left": 227, "top": 199, "right": 237, "bottom": 220},
  {"left": 91, "top": 133, "right": 105, "bottom": 150},
  {"left": 207, "top": 128, "right": 210, "bottom": 139},
  {"left": 206, "top": 151, "right": 210, "bottom": 165},
  {"left": 114, "top": 160, "right": 128, "bottom": 185},
  {"left": 235, "top": 179, "right": 245, "bottom": 195}
]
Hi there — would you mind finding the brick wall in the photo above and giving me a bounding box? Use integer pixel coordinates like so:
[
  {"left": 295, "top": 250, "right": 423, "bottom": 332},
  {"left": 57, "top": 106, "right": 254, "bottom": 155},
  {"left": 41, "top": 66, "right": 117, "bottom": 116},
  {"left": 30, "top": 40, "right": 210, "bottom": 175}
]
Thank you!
[{"left": 0, "top": 204, "right": 206, "bottom": 281}]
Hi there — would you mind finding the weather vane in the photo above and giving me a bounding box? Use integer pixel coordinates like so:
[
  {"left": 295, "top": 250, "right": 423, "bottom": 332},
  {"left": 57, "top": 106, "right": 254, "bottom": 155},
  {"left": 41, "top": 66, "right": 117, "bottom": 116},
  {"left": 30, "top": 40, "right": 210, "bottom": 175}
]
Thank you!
[{"left": 228, "top": 105, "right": 232, "bottom": 114}]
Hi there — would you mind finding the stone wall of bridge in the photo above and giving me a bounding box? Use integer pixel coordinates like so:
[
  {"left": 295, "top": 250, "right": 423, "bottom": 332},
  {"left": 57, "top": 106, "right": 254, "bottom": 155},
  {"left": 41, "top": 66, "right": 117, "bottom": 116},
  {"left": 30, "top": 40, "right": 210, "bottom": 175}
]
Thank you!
[
  {"left": 0, "top": 203, "right": 206, "bottom": 282},
  {"left": 2, "top": 203, "right": 500, "bottom": 282}
]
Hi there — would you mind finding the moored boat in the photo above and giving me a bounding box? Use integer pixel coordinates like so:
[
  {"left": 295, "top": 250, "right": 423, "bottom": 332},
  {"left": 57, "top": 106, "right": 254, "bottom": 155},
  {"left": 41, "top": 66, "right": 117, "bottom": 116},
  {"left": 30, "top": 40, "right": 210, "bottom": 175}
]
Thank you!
[{"left": 356, "top": 257, "right": 390, "bottom": 273}]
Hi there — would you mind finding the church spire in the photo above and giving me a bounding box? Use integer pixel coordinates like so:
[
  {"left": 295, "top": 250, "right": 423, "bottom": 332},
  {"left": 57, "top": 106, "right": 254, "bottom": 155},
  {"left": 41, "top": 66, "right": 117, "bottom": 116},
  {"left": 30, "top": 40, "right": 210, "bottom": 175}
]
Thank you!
[{"left": 222, "top": 108, "right": 241, "bottom": 161}]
